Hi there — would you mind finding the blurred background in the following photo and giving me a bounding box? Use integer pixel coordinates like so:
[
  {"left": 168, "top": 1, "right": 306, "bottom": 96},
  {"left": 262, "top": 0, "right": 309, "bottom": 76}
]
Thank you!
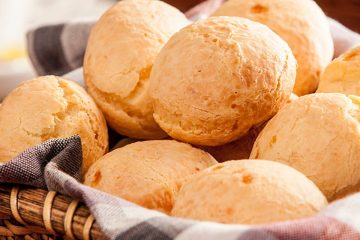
[
  {"left": 316, "top": 0, "right": 360, "bottom": 33},
  {"left": 0, "top": 0, "right": 359, "bottom": 87},
  {"left": 169, "top": 0, "right": 360, "bottom": 33},
  {"left": 0, "top": 0, "right": 115, "bottom": 86}
]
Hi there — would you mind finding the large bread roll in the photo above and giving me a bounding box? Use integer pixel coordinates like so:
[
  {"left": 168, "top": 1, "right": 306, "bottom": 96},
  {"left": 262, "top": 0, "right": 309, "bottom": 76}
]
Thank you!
[
  {"left": 84, "top": 0, "right": 189, "bottom": 139},
  {"left": 84, "top": 140, "right": 217, "bottom": 213},
  {"left": 318, "top": 45, "right": 360, "bottom": 95},
  {"left": 251, "top": 93, "right": 360, "bottom": 200},
  {"left": 0, "top": 76, "right": 108, "bottom": 173},
  {"left": 172, "top": 160, "right": 327, "bottom": 224},
  {"left": 213, "top": 0, "right": 334, "bottom": 96},
  {"left": 149, "top": 17, "right": 296, "bottom": 146}
]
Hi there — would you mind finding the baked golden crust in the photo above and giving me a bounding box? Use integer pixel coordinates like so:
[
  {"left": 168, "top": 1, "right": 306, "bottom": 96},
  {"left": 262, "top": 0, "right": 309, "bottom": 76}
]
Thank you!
[
  {"left": 172, "top": 160, "right": 327, "bottom": 224},
  {"left": 84, "top": 0, "right": 189, "bottom": 139},
  {"left": 318, "top": 45, "right": 360, "bottom": 95},
  {"left": 250, "top": 93, "right": 360, "bottom": 200},
  {"left": 0, "top": 76, "right": 108, "bottom": 173},
  {"left": 213, "top": 0, "right": 334, "bottom": 96},
  {"left": 84, "top": 140, "right": 217, "bottom": 213},
  {"left": 149, "top": 16, "right": 296, "bottom": 146}
]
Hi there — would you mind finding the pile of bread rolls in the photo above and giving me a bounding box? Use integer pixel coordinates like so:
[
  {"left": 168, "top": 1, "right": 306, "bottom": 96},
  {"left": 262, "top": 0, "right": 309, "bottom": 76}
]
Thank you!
[{"left": 1, "top": 0, "right": 359, "bottom": 225}]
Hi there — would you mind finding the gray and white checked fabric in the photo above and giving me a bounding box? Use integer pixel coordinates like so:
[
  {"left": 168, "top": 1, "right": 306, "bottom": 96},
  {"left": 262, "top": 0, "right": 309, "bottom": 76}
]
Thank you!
[
  {"left": 2, "top": 0, "right": 360, "bottom": 239},
  {"left": 27, "top": 21, "right": 94, "bottom": 76},
  {"left": 1, "top": 137, "right": 360, "bottom": 239}
]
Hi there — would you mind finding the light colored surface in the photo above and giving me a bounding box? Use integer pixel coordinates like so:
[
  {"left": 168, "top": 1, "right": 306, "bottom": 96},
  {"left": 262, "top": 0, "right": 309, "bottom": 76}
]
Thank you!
[
  {"left": 0, "top": 0, "right": 112, "bottom": 53},
  {"left": 250, "top": 93, "right": 360, "bottom": 200},
  {"left": 0, "top": 0, "right": 113, "bottom": 102},
  {"left": 0, "top": 76, "right": 108, "bottom": 173},
  {"left": 63, "top": 68, "right": 85, "bottom": 87},
  {"left": 84, "top": 140, "right": 217, "bottom": 214},
  {"left": 213, "top": 0, "right": 334, "bottom": 96},
  {"left": 317, "top": 45, "right": 360, "bottom": 95},
  {"left": 172, "top": 160, "right": 327, "bottom": 224},
  {"left": 0, "top": 59, "right": 35, "bottom": 102},
  {"left": 149, "top": 16, "right": 296, "bottom": 146},
  {"left": 329, "top": 18, "right": 360, "bottom": 58},
  {"left": 84, "top": 0, "right": 189, "bottom": 139}
]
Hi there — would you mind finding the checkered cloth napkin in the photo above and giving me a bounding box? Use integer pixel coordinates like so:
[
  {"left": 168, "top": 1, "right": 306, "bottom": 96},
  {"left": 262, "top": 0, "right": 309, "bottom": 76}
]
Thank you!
[
  {"left": 2, "top": 0, "right": 360, "bottom": 239},
  {"left": 1, "top": 136, "right": 360, "bottom": 239}
]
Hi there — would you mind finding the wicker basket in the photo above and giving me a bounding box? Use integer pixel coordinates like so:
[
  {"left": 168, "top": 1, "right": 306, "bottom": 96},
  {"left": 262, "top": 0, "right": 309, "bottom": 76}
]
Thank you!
[
  {"left": 1, "top": 1, "right": 359, "bottom": 239},
  {"left": 0, "top": 184, "right": 106, "bottom": 239}
]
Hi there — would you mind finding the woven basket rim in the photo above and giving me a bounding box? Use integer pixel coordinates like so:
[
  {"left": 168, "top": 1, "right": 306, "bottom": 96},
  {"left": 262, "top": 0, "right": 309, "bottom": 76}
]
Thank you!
[{"left": 0, "top": 184, "right": 106, "bottom": 239}]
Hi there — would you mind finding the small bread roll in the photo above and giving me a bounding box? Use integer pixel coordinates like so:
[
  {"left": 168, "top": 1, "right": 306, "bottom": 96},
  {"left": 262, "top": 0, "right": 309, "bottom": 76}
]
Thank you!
[
  {"left": 0, "top": 76, "right": 108, "bottom": 173},
  {"left": 84, "top": 140, "right": 217, "bottom": 213},
  {"left": 251, "top": 93, "right": 360, "bottom": 200},
  {"left": 149, "top": 17, "right": 296, "bottom": 146},
  {"left": 213, "top": 0, "right": 334, "bottom": 96},
  {"left": 172, "top": 160, "right": 327, "bottom": 224},
  {"left": 84, "top": 0, "right": 189, "bottom": 139},
  {"left": 318, "top": 45, "right": 360, "bottom": 95}
]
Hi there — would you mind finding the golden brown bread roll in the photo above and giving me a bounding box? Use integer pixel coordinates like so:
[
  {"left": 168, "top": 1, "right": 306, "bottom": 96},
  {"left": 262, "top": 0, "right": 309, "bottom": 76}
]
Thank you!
[
  {"left": 84, "top": 140, "right": 217, "bottom": 213},
  {"left": 0, "top": 76, "right": 108, "bottom": 173},
  {"left": 250, "top": 93, "right": 360, "bottom": 200},
  {"left": 84, "top": 0, "right": 189, "bottom": 139},
  {"left": 149, "top": 16, "right": 296, "bottom": 146},
  {"left": 213, "top": 0, "right": 334, "bottom": 96},
  {"left": 318, "top": 45, "right": 360, "bottom": 95},
  {"left": 200, "top": 95, "right": 297, "bottom": 162},
  {"left": 172, "top": 160, "right": 327, "bottom": 224}
]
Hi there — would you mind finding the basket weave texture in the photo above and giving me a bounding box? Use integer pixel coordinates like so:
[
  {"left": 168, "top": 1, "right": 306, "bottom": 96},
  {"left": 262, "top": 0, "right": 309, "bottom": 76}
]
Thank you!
[{"left": 0, "top": 184, "right": 106, "bottom": 239}]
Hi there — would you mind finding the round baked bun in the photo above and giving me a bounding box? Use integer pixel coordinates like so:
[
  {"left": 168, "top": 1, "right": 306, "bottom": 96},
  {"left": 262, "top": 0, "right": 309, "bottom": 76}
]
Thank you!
[
  {"left": 84, "top": 140, "right": 217, "bottom": 213},
  {"left": 213, "top": 0, "right": 334, "bottom": 96},
  {"left": 84, "top": 0, "right": 189, "bottom": 139},
  {"left": 318, "top": 45, "right": 360, "bottom": 95},
  {"left": 172, "top": 160, "right": 327, "bottom": 224},
  {"left": 251, "top": 93, "right": 360, "bottom": 200},
  {"left": 0, "top": 76, "right": 108, "bottom": 173},
  {"left": 149, "top": 17, "right": 296, "bottom": 146}
]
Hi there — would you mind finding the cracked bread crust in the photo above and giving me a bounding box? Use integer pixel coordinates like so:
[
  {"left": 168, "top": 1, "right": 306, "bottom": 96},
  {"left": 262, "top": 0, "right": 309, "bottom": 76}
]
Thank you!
[
  {"left": 250, "top": 93, "right": 360, "bottom": 200},
  {"left": 212, "top": 0, "right": 334, "bottom": 96},
  {"left": 171, "top": 160, "right": 327, "bottom": 224},
  {"left": 317, "top": 45, "right": 360, "bottom": 96},
  {"left": 84, "top": 140, "right": 217, "bottom": 214},
  {"left": 0, "top": 76, "right": 108, "bottom": 174},
  {"left": 149, "top": 17, "right": 296, "bottom": 146},
  {"left": 83, "top": 0, "right": 189, "bottom": 139}
]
